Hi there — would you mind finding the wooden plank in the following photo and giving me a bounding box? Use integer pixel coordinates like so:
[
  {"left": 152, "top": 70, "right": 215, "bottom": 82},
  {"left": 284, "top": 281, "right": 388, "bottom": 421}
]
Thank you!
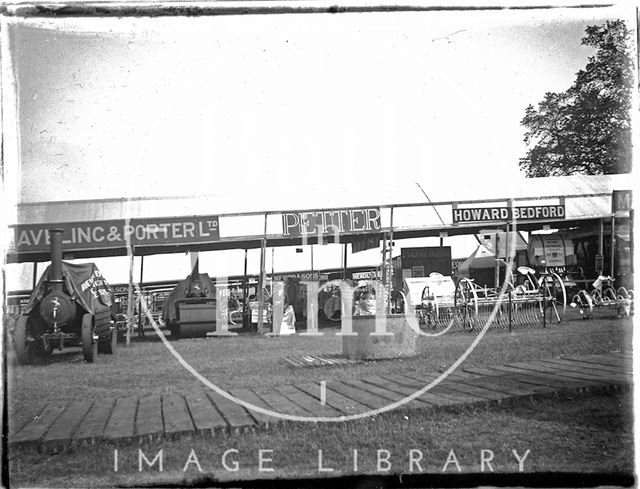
[
  {"left": 340, "top": 377, "right": 426, "bottom": 410},
  {"left": 536, "top": 360, "right": 631, "bottom": 384},
  {"left": 9, "top": 403, "right": 47, "bottom": 438},
  {"left": 560, "top": 355, "right": 633, "bottom": 371},
  {"left": 462, "top": 367, "right": 558, "bottom": 395},
  {"left": 254, "top": 388, "right": 312, "bottom": 417},
  {"left": 72, "top": 397, "right": 117, "bottom": 445},
  {"left": 135, "top": 395, "right": 164, "bottom": 441},
  {"left": 185, "top": 391, "right": 228, "bottom": 434},
  {"left": 504, "top": 362, "right": 618, "bottom": 385},
  {"left": 207, "top": 391, "right": 256, "bottom": 432},
  {"left": 446, "top": 372, "right": 540, "bottom": 398},
  {"left": 277, "top": 384, "right": 342, "bottom": 418},
  {"left": 380, "top": 374, "right": 485, "bottom": 405},
  {"left": 357, "top": 376, "right": 452, "bottom": 408},
  {"left": 326, "top": 380, "right": 397, "bottom": 410},
  {"left": 544, "top": 357, "right": 632, "bottom": 376},
  {"left": 42, "top": 401, "right": 93, "bottom": 453},
  {"left": 295, "top": 382, "right": 369, "bottom": 416},
  {"left": 161, "top": 394, "right": 195, "bottom": 438},
  {"left": 229, "top": 388, "right": 279, "bottom": 427},
  {"left": 103, "top": 397, "right": 138, "bottom": 441},
  {"left": 488, "top": 365, "right": 599, "bottom": 389},
  {"left": 403, "top": 373, "right": 511, "bottom": 403},
  {"left": 12, "top": 403, "right": 67, "bottom": 447}
]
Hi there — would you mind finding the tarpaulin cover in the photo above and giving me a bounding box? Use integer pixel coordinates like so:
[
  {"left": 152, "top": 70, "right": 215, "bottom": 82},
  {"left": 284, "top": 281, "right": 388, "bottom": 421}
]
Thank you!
[
  {"left": 457, "top": 245, "right": 497, "bottom": 273},
  {"left": 162, "top": 272, "right": 216, "bottom": 323},
  {"left": 23, "top": 262, "right": 114, "bottom": 315}
]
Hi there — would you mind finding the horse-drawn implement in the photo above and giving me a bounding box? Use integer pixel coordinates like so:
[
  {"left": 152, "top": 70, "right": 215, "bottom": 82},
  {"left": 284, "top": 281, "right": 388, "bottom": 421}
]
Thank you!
[
  {"left": 399, "top": 267, "right": 568, "bottom": 332},
  {"left": 571, "top": 276, "right": 634, "bottom": 319}
]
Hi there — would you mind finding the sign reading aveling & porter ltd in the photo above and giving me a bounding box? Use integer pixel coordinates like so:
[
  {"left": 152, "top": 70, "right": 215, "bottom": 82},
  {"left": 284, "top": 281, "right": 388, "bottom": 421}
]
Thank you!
[
  {"left": 10, "top": 215, "right": 220, "bottom": 254},
  {"left": 282, "top": 207, "right": 381, "bottom": 237},
  {"left": 452, "top": 205, "right": 565, "bottom": 224}
]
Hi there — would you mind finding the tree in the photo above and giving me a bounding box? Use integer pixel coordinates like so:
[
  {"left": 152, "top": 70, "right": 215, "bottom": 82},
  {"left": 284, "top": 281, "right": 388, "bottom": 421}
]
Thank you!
[{"left": 519, "top": 20, "right": 633, "bottom": 177}]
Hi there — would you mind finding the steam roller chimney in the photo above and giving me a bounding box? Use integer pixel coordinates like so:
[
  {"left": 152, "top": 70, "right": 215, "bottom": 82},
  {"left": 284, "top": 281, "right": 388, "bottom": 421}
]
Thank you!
[{"left": 49, "top": 229, "right": 65, "bottom": 292}]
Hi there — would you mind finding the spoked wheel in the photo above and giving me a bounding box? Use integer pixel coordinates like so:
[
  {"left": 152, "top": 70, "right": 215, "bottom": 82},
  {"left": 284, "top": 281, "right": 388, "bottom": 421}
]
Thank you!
[
  {"left": 538, "top": 272, "right": 567, "bottom": 323},
  {"left": 14, "top": 316, "right": 36, "bottom": 365},
  {"left": 455, "top": 278, "right": 478, "bottom": 331},
  {"left": 82, "top": 313, "right": 98, "bottom": 363}
]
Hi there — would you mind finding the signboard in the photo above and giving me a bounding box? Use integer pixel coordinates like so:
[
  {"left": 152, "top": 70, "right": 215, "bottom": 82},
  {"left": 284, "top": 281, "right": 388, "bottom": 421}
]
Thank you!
[
  {"left": 452, "top": 205, "right": 565, "bottom": 223},
  {"left": 9, "top": 216, "right": 220, "bottom": 254},
  {"left": 351, "top": 270, "right": 382, "bottom": 280},
  {"left": 281, "top": 207, "right": 381, "bottom": 237},
  {"left": 351, "top": 234, "right": 380, "bottom": 253},
  {"left": 612, "top": 190, "right": 632, "bottom": 216},
  {"left": 403, "top": 276, "right": 455, "bottom": 307},
  {"left": 595, "top": 254, "right": 604, "bottom": 273},
  {"left": 271, "top": 271, "right": 329, "bottom": 281},
  {"left": 400, "top": 247, "right": 452, "bottom": 276}
]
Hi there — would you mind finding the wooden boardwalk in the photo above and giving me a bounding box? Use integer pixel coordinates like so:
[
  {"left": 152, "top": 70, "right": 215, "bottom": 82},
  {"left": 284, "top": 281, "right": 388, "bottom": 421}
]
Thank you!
[{"left": 9, "top": 351, "right": 632, "bottom": 453}]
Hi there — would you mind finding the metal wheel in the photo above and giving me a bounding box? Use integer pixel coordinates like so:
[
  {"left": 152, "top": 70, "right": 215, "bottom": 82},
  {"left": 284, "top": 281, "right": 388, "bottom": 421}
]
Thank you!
[
  {"left": 538, "top": 273, "right": 566, "bottom": 323},
  {"left": 455, "top": 278, "right": 478, "bottom": 331},
  {"left": 82, "top": 313, "right": 97, "bottom": 363},
  {"left": 14, "top": 316, "right": 35, "bottom": 365}
]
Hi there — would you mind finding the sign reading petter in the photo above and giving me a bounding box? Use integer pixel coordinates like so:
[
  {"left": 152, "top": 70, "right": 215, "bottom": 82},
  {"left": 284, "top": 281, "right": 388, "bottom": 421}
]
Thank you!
[
  {"left": 452, "top": 205, "right": 565, "bottom": 223},
  {"left": 10, "top": 216, "right": 220, "bottom": 254},
  {"left": 281, "top": 208, "right": 381, "bottom": 237}
]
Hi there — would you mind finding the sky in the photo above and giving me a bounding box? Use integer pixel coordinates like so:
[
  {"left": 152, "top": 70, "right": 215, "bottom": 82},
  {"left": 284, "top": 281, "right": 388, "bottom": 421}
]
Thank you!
[{"left": 2, "top": 3, "right": 636, "bottom": 289}]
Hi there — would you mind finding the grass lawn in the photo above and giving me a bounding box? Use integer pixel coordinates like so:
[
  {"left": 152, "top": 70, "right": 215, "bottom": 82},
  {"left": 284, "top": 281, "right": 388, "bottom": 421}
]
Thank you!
[
  {"left": 7, "top": 388, "right": 634, "bottom": 487},
  {"left": 6, "top": 312, "right": 632, "bottom": 408}
]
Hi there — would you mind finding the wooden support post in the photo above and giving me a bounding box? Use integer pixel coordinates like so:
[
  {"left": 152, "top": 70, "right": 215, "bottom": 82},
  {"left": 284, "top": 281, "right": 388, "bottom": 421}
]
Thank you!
[
  {"left": 126, "top": 249, "right": 134, "bottom": 347},
  {"left": 257, "top": 214, "right": 268, "bottom": 335},
  {"left": 243, "top": 248, "right": 248, "bottom": 329},
  {"left": 494, "top": 232, "right": 501, "bottom": 288},
  {"left": 342, "top": 242, "right": 348, "bottom": 280},
  {"left": 388, "top": 207, "right": 395, "bottom": 313},
  {"left": 610, "top": 216, "right": 616, "bottom": 278},
  {"left": 138, "top": 255, "right": 145, "bottom": 336}
]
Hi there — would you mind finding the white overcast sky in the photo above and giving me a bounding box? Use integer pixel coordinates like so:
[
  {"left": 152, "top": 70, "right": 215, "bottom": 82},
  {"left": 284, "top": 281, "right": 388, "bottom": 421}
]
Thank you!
[{"left": 2, "top": 3, "right": 636, "bottom": 288}]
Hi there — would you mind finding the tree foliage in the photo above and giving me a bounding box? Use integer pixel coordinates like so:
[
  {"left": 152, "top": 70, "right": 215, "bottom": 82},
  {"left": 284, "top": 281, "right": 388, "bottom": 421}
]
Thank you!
[{"left": 519, "top": 20, "right": 633, "bottom": 177}]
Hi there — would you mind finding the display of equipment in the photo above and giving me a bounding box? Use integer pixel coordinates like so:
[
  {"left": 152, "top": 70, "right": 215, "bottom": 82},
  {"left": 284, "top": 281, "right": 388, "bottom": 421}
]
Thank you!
[{"left": 13, "top": 229, "right": 117, "bottom": 364}]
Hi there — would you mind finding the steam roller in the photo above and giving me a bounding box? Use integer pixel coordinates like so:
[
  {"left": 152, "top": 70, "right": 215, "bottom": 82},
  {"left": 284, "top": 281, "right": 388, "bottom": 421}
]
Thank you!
[
  {"left": 162, "top": 262, "right": 217, "bottom": 338},
  {"left": 12, "top": 229, "right": 117, "bottom": 364}
]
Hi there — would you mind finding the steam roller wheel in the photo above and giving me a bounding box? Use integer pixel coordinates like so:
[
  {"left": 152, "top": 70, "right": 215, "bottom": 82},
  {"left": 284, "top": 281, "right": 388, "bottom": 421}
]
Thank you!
[
  {"left": 14, "top": 316, "right": 35, "bottom": 365},
  {"left": 82, "top": 313, "right": 98, "bottom": 363}
]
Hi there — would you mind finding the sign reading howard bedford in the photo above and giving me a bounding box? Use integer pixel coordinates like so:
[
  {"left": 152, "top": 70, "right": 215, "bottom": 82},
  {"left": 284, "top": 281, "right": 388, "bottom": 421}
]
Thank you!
[
  {"left": 452, "top": 205, "right": 565, "bottom": 224},
  {"left": 282, "top": 207, "right": 381, "bottom": 237},
  {"left": 10, "top": 216, "right": 220, "bottom": 254}
]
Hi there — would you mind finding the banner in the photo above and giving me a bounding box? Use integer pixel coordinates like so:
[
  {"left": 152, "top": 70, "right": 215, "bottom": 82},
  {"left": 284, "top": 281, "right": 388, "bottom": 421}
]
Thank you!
[
  {"left": 9, "top": 215, "right": 220, "bottom": 254},
  {"left": 452, "top": 205, "right": 565, "bottom": 223},
  {"left": 281, "top": 207, "right": 381, "bottom": 237}
]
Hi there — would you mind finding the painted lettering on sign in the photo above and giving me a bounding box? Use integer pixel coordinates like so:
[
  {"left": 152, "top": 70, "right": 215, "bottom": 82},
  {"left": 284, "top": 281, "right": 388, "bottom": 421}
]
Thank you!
[
  {"left": 612, "top": 190, "right": 632, "bottom": 215},
  {"left": 282, "top": 208, "right": 381, "bottom": 237},
  {"left": 10, "top": 216, "right": 220, "bottom": 254},
  {"left": 452, "top": 205, "right": 565, "bottom": 223}
]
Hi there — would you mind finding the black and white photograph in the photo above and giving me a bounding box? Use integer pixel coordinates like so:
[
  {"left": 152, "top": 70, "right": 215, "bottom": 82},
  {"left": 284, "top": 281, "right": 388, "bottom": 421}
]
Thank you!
[{"left": 1, "top": 1, "right": 636, "bottom": 487}]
